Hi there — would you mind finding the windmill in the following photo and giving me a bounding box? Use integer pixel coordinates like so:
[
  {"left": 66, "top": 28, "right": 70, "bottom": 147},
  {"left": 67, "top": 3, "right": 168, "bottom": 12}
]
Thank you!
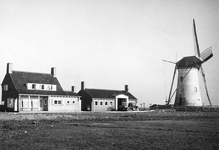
[{"left": 165, "top": 19, "right": 213, "bottom": 107}]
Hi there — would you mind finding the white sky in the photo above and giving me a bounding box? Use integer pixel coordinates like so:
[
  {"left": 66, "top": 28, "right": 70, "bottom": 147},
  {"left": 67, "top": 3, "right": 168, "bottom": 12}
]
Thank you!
[{"left": 0, "top": 0, "right": 219, "bottom": 106}]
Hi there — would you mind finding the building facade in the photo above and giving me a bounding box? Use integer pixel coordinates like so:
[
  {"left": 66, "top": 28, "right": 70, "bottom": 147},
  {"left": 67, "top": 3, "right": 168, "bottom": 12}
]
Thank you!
[
  {"left": 78, "top": 82, "right": 137, "bottom": 111},
  {"left": 1, "top": 63, "right": 81, "bottom": 112}
]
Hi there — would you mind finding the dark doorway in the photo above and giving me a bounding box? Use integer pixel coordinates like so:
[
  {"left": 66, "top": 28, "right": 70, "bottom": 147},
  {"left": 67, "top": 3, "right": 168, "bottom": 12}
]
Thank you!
[
  {"left": 117, "top": 98, "right": 127, "bottom": 111},
  {"left": 179, "top": 97, "right": 182, "bottom": 106}
]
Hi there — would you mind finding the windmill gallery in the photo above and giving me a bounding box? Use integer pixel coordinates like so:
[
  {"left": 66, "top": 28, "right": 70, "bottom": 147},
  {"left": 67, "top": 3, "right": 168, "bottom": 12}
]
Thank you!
[{"left": 0, "top": 20, "right": 217, "bottom": 112}]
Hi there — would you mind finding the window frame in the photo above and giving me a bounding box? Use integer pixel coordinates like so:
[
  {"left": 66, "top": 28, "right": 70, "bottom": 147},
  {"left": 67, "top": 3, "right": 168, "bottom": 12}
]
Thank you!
[
  {"left": 53, "top": 100, "right": 62, "bottom": 105},
  {"left": 4, "top": 84, "right": 8, "bottom": 91},
  {"left": 32, "top": 84, "right": 36, "bottom": 90}
]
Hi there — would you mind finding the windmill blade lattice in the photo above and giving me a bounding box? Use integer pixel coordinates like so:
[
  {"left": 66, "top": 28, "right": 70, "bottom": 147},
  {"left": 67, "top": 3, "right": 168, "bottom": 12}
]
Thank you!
[
  {"left": 201, "top": 47, "right": 213, "bottom": 63},
  {"left": 193, "top": 19, "right": 201, "bottom": 57}
]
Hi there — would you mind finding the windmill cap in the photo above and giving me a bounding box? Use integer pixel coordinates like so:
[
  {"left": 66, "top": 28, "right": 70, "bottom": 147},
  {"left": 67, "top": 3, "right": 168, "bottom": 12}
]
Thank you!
[{"left": 176, "top": 56, "right": 202, "bottom": 68}]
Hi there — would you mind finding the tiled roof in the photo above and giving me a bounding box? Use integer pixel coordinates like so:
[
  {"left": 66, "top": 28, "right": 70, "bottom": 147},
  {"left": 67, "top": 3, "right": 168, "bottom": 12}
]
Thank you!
[
  {"left": 84, "top": 88, "right": 137, "bottom": 99},
  {"left": 64, "top": 91, "right": 80, "bottom": 97},
  {"left": 10, "top": 71, "right": 66, "bottom": 95}
]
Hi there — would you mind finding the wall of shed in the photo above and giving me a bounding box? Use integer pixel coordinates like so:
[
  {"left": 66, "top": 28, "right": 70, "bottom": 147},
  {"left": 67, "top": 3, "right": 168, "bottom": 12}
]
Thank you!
[
  {"left": 48, "top": 96, "right": 81, "bottom": 112},
  {"left": 92, "top": 98, "right": 115, "bottom": 112}
]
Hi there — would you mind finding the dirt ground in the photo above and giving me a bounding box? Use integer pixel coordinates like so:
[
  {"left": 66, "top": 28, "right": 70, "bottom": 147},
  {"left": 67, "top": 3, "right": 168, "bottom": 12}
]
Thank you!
[{"left": 0, "top": 111, "right": 219, "bottom": 150}]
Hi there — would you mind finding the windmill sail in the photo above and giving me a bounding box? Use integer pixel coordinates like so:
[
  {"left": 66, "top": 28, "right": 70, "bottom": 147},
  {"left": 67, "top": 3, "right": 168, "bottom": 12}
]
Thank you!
[
  {"left": 167, "top": 66, "right": 177, "bottom": 105},
  {"left": 200, "top": 66, "right": 212, "bottom": 105},
  {"left": 193, "top": 19, "right": 213, "bottom": 106},
  {"left": 193, "top": 19, "right": 201, "bottom": 57},
  {"left": 167, "top": 19, "right": 213, "bottom": 107},
  {"left": 201, "top": 47, "right": 213, "bottom": 63}
]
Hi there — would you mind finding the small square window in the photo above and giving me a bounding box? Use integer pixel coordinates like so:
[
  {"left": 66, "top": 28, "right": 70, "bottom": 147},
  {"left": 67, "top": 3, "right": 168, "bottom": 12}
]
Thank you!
[
  {"left": 105, "top": 102, "right": 107, "bottom": 105},
  {"left": 100, "top": 102, "right": 103, "bottom": 105},
  {"left": 32, "top": 84, "right": 36, "bottom": 89},
  {"left": 58, "top": 100, "right": 62, "bottom": 104},
  {"left": 73, "top": 101, "right": 75, "bottom": 104},
  {"left": 95, "top": 101, "right": 98, "bottom": 105},
  {"left": 67, "top": 101, "right": 69, "bottom": 104},
  {"left": 54, "top": 100, "right": 58, "bottom": 104},
  {"left": 110, "top": 102, "right": 113, "bottom": 105}
]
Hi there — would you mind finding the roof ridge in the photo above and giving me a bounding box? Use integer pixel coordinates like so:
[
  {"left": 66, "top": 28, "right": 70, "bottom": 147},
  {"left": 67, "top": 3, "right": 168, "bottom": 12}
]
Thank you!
[
  {"left": 12, "top": 70, "right": 52, "bottom": 75},
  {"left": 85, "top": 88, "right": 124, "bottom": 91}
]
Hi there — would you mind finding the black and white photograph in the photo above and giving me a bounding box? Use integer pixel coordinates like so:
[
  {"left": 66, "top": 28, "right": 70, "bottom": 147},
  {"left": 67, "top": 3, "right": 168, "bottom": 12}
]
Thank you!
[{"left": 0, "top": 0, "right": 218, "bottom": 149}]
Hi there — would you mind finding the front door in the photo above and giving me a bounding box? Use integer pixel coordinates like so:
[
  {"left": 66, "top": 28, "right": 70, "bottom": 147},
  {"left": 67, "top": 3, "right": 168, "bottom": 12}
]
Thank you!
[{"left": 39, "top": 96, "right": 48, "bottom": 111}]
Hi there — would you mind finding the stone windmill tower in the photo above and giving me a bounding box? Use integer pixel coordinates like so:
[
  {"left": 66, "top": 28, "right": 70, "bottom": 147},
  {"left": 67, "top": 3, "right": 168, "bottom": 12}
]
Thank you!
[{"left": 166, "top": 19, "right": 213, "bottom": 107}]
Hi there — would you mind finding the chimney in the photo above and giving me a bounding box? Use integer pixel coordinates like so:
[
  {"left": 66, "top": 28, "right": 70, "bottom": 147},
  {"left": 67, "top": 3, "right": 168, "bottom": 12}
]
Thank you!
[
  {"left": 71, "top": 86, "right": 75, "bottom": 92},
  {"left": 81, "top": 81, "right": 84, "bottom": 90},
  {"left": 7, "top": 63, "right": 12, "bottom": 74},
  {"left": 125, "top": 85, "right": 128, "bottom": 92},
  {"left": 51, "top": 67, "right": 56, "bottom": 77}
]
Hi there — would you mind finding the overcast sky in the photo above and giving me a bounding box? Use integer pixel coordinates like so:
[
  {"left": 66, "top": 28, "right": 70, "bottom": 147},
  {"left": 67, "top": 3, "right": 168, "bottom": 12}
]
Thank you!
[{"left": 0, "top": 0, "right": 218, "bottom": 106}]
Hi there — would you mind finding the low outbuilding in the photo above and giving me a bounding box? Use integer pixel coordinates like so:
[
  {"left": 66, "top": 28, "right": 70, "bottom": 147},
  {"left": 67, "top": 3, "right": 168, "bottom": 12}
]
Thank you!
[{"left": 78, "top": 81, "right": 137, "bottom": 111}]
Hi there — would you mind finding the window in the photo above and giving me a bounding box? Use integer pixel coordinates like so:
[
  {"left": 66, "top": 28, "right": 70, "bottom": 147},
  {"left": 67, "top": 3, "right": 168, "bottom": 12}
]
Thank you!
[
  {"left": 73, "top": 101, "right": 75, "bottom": 104},
  {"left": 95, "top": 101, "right": 98, "bottom": 105},
  {"left": 67, "top": 101, "right": 69, "bottom": 104},
  {"left": 194, "top": 87, "right": 197, "bottom": 92},
  {"left": 54, "top": 100, "right": 62, "bottom": 105},
  {"left": 21, "top": 100, "right": 24, "bottom": 108},
  {"left": 41, "top": 85, "right": 44, "bottom": 90},
  {"left": 110, "top": 102, "right": 113, "bottom": 105},
  {"left": 32, "top": 84, "right": 36, "bottom": 89},
  {"left": 100, "top": 102, "right": 103, "bottom": 105},
  {"left": 7, "top": 98, "right": 13, "bottom": 108},
  {"left": 105, "top": 102, "right": 108, "bottom": 105},
  {"left": 44, "top": 100, "right": 47, "bottom": 105},
  {"left": 4, "top": 85, "right": 8, "bottom": 91}
]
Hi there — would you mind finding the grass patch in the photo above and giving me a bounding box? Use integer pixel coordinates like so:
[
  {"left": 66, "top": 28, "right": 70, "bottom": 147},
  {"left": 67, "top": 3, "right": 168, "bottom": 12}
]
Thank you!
[{"left": 0, "top": 111, "right": 219, "bottom": 149}]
